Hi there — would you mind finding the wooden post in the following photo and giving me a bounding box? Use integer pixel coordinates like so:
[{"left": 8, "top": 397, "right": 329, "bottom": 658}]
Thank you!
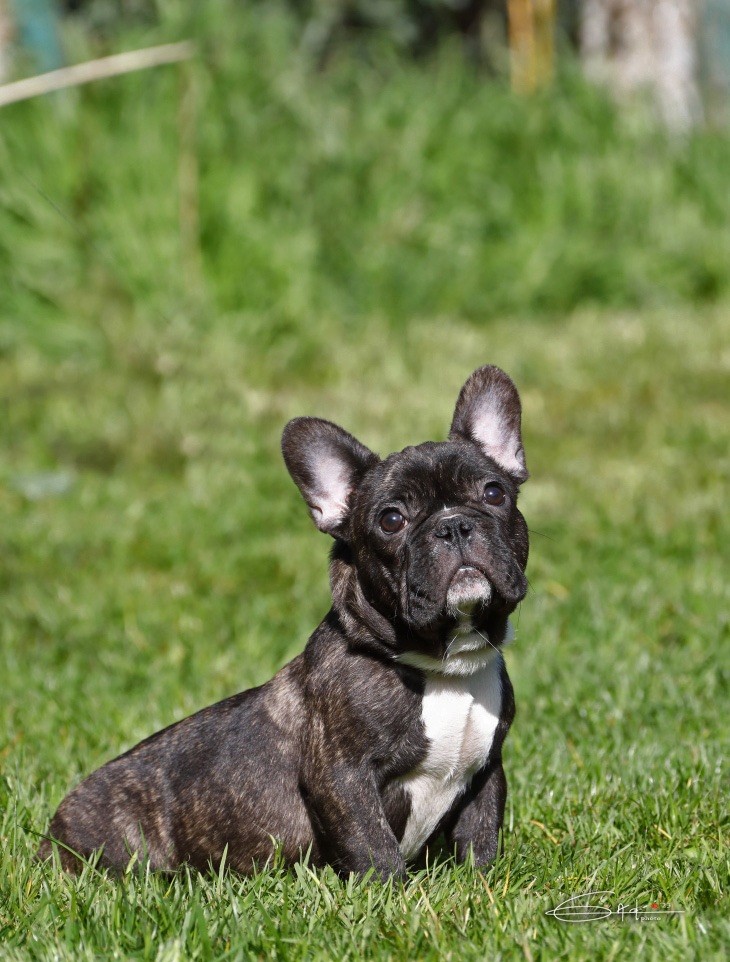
[
  {"left": 534, "top": 0, "right": 556, "bottom": 87},
  {"left": 508, "top": 0, "right": 536, "bottom": 93},
  {"left": 508, "top": 0, "right": 556, "bottom": 94}
]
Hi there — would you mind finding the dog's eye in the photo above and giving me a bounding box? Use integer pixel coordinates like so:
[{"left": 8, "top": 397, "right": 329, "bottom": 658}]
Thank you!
[
  {"left": 380, "top": 510, "right": 406, "bottom": 534},
  {"left": 483, "top": 484, "right": 506, "bottom": 506}
]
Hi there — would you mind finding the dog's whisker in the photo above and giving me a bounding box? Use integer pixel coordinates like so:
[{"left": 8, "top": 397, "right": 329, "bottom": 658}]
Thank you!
[
  {"left": 526, "top": 526, "right": 557, "bottom": 541},
  {"left": 472, "top": 626, "right": 501, "bottom": 655}
]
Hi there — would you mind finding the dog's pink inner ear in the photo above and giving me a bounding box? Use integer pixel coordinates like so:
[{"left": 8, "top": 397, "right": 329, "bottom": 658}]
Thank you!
[
  {"left": 306, "top": 451, "right": 353, "bottom": 531},
  {"left": 282, "top": 416, "right": 380, "bottom": 536},
  {"left": 450, "top": 366, "right": 528, "bottom": 483},
  {"left": 462, "top": 395, "right": 527, "bottom": 480}
]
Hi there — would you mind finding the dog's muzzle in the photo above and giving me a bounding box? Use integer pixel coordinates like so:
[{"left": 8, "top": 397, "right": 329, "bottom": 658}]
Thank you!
[{"left": 446, "top": 566, "right": 492, "bottom": 616}]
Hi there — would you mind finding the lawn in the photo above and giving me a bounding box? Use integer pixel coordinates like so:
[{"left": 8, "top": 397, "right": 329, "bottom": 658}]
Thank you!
[{"left": 0, "top": 2, "right": 728, "bottom": 959}]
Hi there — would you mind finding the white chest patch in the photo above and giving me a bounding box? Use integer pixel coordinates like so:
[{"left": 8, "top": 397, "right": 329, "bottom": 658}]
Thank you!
[{"left": 397, "top": 649, "right": 503, "bottom": 861}]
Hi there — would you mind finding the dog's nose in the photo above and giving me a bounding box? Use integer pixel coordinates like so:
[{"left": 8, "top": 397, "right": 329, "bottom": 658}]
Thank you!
[{"left": 433, "top": 516, "right": 474, "bottom": 542}]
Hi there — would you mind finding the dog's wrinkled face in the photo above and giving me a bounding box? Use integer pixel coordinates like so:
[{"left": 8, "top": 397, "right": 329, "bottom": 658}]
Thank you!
[
  {"left": 282, "top": 365, "right": 529, "bottom": 660},
  {"left": 349, "top": 440, "right": 528, "bottom": 643}
]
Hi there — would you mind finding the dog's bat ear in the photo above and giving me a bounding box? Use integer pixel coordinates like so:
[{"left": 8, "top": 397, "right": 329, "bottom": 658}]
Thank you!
[
  {"left": 449, "top": 365, "right": 528, "bottom": 483},
  {"left": 282, "top": 417, "right": 379, "bottom": 535}
]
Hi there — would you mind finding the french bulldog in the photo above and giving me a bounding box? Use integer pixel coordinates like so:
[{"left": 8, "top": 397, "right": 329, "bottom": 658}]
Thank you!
[{"left": 38, "top": 364, "right": 529, "bottom": 878}]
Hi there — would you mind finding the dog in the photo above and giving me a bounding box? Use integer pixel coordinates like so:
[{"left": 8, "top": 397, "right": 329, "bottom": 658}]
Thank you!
[{"left": 38, "top": 365, "right": 529, "bottom": 878}]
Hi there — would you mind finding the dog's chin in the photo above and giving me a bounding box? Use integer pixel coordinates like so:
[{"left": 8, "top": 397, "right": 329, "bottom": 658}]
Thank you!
[{"left": 445, "top": 566, "right": 492, "bottom": 619}]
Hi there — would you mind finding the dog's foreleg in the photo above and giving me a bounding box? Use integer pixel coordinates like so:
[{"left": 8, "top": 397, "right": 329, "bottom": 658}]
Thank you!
[
  {"left": 300, "top": 758, "right": 406, "bottom": 879},
  {"left": 446, "top": 760, "right": 508, "bottom": 867}
]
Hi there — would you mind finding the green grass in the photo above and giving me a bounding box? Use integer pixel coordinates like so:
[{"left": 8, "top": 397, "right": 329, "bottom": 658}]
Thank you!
[{"left": 1, "top": 2, "right": 729, "bottom": 959}]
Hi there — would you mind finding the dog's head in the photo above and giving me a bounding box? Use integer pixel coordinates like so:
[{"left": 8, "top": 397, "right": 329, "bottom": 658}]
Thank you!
[{"left": 282, "top": 366, "right": 529, "bottom": 672}]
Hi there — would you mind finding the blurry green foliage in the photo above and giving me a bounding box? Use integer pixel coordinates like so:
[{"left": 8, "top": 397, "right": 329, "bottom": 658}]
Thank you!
[{"left": 2, "top": 0, "right": 729, "bottom": 343}]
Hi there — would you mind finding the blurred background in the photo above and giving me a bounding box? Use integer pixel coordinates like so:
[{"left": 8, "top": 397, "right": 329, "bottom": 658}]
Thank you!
[{"left": 1, "top": 0, "right": 729, "bottom": 335}]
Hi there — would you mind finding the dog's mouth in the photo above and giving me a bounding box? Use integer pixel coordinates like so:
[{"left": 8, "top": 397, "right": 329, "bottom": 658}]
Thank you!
[{"left": 445, "top": 565, "right": 492, "bottom": 618}]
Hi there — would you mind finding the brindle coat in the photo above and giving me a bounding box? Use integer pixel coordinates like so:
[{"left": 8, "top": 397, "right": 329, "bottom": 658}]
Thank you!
[{"left": 38, "top": 365, "right": 528, "bottom": 877}]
